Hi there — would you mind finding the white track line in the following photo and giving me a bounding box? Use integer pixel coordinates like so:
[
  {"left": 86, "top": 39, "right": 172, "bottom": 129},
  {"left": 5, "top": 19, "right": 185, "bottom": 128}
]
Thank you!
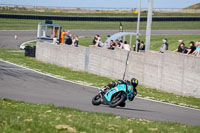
[
  {"left": 0, "top": 67, "right": 28, "bottom": 71},
  {"left": 0, "top": 59, "right": 200, "bottom": 112}
]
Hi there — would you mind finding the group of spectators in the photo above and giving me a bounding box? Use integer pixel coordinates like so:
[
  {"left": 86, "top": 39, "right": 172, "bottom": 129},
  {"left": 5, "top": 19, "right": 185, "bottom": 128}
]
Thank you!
[
  {"left": 92, "top": 34, "right": 145, "bottom": 51},
  {"left": 133, "top": 39, "right": 145, "bottom": 52},
  {"left": 108, "top": 39, "right": 131, "bottom": 51},
  {"left": 90, "top": 34, "right": 200, "bottom": 57},
  {"left": 65, "top": 34, "right": 79, "bottom": 47},
  {"left": 61, "top": 30, "right": 79, "bottom": 47},
  {"left": 175, "top": 40, "right": 200, "bottom": 56},
  {"left": 160, "top": 39, "right": 200, "bottom": 57}
]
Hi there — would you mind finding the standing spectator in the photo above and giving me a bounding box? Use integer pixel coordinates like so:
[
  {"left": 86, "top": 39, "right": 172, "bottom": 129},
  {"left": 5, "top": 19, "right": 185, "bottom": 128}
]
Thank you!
[
  {"left": 123, "top": 41, "right": 130, "bottom": 51},
  {"left": 60, "top": 30, "right": 68, "bottom": 44},
  {"left": 187, "top": 41, "right": 196, "bottom": 54},
  {"left": 139, "top": 41, "right": 145, "bottom": 51},
  {"left": 160, "top": 38, "right": 168, "bottom": 53}
]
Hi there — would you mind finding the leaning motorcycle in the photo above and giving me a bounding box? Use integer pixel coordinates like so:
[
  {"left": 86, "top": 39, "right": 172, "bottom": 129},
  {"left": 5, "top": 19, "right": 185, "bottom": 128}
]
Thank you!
[{"left": 92, "top": 83, "right": 137, "bottom": 108}]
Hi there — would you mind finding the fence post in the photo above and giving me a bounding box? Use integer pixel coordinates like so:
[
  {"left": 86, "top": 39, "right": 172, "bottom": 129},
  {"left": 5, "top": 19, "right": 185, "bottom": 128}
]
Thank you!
[
  {"left": 135, "top": 0, "right": 142, "bottom": 52},
  {"left": 145, "top": 0, "right": 153, "bottom": 51}
]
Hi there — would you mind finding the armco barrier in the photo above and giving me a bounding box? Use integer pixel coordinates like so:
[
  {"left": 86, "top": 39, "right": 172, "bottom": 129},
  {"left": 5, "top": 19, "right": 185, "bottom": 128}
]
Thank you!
[{"left": 36, "top": 42, "right": 200, "bottom": 98}]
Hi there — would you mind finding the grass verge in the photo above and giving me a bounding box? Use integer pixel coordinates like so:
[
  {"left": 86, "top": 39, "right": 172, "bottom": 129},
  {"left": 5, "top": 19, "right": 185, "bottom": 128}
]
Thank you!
[
  {"left": 0, "top": 48, "right": 200, "bottom": 109},
  {"left": 1, "top": 98, "right": 200, "bottom": 133},
  {"left": 1, "top": 18, "right": 200, "bottom": 30}
]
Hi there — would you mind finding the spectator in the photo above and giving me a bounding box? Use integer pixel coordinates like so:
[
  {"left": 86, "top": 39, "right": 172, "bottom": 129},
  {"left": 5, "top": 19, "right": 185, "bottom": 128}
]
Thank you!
[
  {"left": 65, "top": 35, "right": 72, "bottom": 45},
  {"left": 160, "top": 38, "right": 168, "bottom": 53},
  {"left": 133, "top": 39, "right": 140, "bottom": 52},
  {"left": 192, "top": 41, "right": 200, "bottom": 56},
  {"left": 108, "top": 40, "right": 116, "bottom": 50},
  {"left": 72, "top": 36, "right": 75, "bottom": 45},
  {"left": 122, "top": 41, "right": 130, "bottom": 51},
  {"left": 73, "top": 36, "right": 79, "bottom": 47},
  {"left": 60, "top": 30, "right": 68, "bottom": 44},
  {"left": 92, "top": 36, "right": 97, "bottom": 45},
  {"left": 175, "top": 40, "right": 184, "bottom": 52},
  {"left": 187, "top": 41, "right": 196, "bottom": 54},
  {"left": 119, "top": 40, "right": 124, "bottom": 49},
  {"left": 139, "top": 41, "right": 145, "bottom": 51},
  {"left": 177, "top": 43, "right": 189, "bottom": 54},
  {"left": 94, "top": 34, "right": 103, "bottom": 47},
  {"left": 115, "top": 39, "right": 122, "bottom": 49}
]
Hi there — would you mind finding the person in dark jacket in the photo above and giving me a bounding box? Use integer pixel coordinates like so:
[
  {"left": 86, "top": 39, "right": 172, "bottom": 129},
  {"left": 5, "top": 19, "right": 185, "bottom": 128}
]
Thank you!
[
  {"left": 187, "top": 41, "right": 196, "bottom": 54},
  {"left": 139, "top": 41, "right": 145, "bottom": 51},
  {"left": 65, "top": 35, "right": 72, "bottom": 45}
]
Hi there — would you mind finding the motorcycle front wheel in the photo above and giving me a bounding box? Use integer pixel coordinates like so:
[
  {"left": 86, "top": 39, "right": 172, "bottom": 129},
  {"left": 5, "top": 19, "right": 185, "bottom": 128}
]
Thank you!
[
  {"left": 109, "top": 92, "right": 126, "bottom": 108},
  {"left": 92, "top": 94, "right": 102, "bottom": 106}
]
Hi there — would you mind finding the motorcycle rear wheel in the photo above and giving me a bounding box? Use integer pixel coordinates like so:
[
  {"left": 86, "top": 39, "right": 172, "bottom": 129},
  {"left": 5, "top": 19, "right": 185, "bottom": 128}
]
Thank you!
[{"left": 92, "top": 94, "right": 102, "bottom": 106}]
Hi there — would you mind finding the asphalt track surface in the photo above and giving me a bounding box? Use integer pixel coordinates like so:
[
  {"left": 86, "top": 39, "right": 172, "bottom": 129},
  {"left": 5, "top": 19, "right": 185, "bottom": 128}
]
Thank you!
[
  {"left": 1, "top": 30, "right": 200, "bottom": 49},
  {"left": 0, "top": 60, "right": 200, "bottom": 125}
]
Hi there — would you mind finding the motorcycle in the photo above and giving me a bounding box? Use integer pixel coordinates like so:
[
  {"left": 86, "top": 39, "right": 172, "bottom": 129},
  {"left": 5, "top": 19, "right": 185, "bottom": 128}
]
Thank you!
[{"left": 92, "top": 83, "right": 137, "bottom": 108}]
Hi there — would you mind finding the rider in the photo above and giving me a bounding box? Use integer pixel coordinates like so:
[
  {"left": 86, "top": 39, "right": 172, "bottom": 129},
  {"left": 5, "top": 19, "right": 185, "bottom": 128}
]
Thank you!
[{"left": 104, "top": 78, "right": 138, "bottom": 106}]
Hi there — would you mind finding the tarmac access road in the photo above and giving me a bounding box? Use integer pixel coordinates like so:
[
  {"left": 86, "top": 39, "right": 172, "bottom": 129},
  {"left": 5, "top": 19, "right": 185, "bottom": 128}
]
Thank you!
[
  {"left": 0, "top": 60, "right": 200, "bottom": 125},
  {"left": 1, "top": 30, "right": 200, "bottom": 49}
]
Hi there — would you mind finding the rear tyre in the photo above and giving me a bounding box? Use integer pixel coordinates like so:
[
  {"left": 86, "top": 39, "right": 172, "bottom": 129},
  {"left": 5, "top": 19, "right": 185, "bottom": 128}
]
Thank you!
[
  {"left": 109, "top": 93, "right": 126, "bottom": 108},
  {"left": 119, "top": 102, "right": 126, "bottom": 107},
  {"left": 92, "top": 94, "right": 102, "bottom": 106}
]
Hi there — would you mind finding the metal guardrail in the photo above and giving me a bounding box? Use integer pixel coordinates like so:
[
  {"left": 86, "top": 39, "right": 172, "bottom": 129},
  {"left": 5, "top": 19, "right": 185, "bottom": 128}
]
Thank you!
[{"left": 0, "top": 14, "right": 200, "bottom": 22}]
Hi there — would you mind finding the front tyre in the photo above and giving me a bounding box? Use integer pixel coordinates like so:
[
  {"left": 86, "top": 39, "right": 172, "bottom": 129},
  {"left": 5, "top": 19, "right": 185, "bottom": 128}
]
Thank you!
[
  {"left": 109, "top": 93, "right": 126, "bottom": 108},
  {"left": 92, "top": 94, "right": 102, "bottom": 106}
]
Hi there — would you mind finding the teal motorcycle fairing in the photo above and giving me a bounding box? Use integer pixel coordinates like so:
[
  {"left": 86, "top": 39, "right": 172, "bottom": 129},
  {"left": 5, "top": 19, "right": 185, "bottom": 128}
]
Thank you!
[{"left": 104, "top": 84, "right": 134, "bottom": 102}]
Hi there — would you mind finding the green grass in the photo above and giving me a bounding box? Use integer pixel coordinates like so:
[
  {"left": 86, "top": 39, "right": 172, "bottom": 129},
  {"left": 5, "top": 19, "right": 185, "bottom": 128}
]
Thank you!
[
  {"left": 1, "top": 98, "right": 200, "bottom": 133},
  {"left": 1, "top": 18, "right": 200, "bottom": 30},
  {"left": 0, "top": 48, "right": 200, "bottom": 110}
]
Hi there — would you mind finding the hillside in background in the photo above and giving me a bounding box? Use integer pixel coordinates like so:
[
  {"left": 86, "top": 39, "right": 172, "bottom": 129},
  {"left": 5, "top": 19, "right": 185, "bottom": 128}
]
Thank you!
[{"left": 184, "top": 3, "right": 200, "bottom": 9}]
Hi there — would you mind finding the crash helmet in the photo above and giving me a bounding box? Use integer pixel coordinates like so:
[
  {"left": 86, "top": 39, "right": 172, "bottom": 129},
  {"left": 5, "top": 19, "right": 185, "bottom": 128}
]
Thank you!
[{"left": 131, "top": 78, "right": 138, "bottom": 88}]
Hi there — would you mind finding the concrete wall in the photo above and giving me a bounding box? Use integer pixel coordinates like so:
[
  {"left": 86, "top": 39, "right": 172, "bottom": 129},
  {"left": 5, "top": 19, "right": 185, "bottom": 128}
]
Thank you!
[
  {"left": 88, "top": 46, "right": 127, "bottom": 79},
  {"left": 36, "top": 42, "right": 200, "bottom": 98},
  {"left": 36, "top": 42, "right": 87, "bottom": 71}
]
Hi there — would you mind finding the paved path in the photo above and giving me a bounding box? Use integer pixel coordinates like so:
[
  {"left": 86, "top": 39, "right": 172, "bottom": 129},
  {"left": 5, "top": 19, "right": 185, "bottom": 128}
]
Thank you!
[
  {"left": 0, "top": 60, "right": 200, "bottom": 125},
  {"left": 1, "top": 30, "right": 200, "bottom": 49}
]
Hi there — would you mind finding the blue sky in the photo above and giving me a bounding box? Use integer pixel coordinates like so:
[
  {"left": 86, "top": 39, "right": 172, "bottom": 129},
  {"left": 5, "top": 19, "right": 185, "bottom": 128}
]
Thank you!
[{"left": 1, "top": 0, "right": 199, "bottom": 9}]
